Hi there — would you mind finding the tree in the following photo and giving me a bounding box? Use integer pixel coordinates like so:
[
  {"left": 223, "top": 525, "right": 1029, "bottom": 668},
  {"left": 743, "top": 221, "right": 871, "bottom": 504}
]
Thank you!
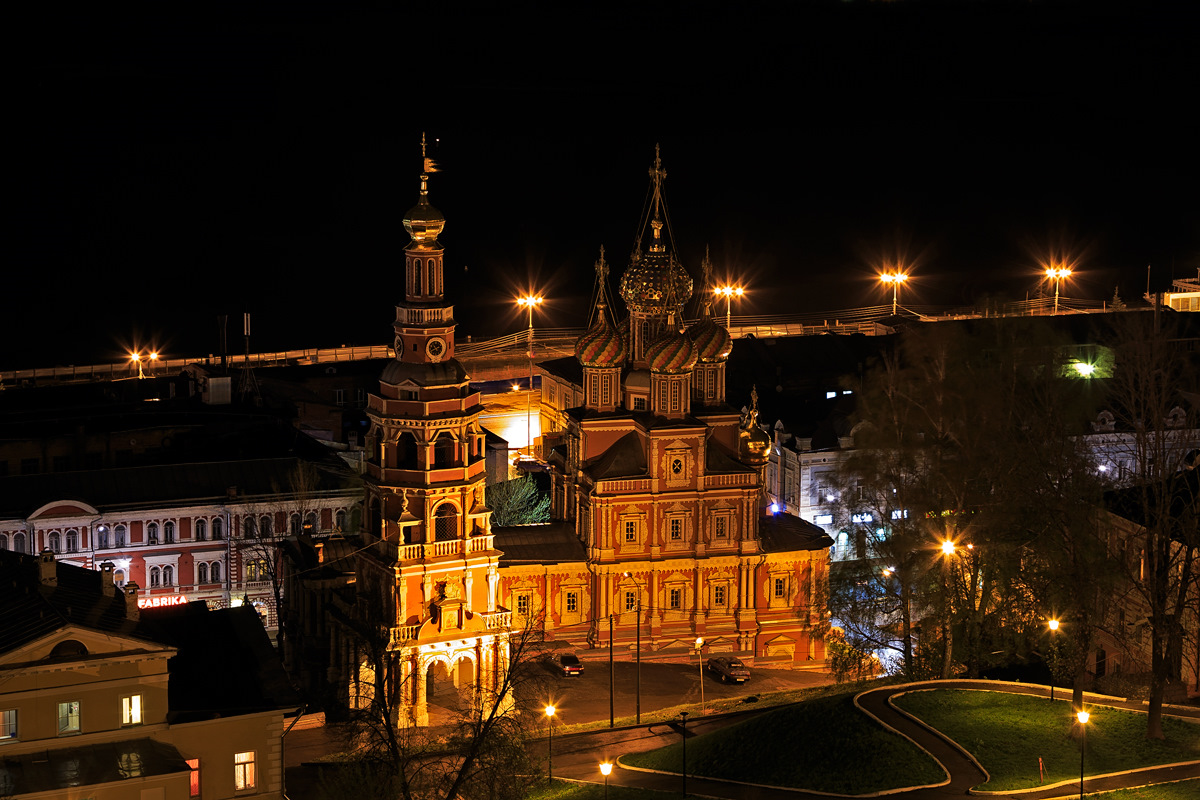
[
  {"left": 485, "top": 475, "right": 550, "bottom": 527},
  {"left": 319, "top": 610, "right": 551, "bottom": 800},
  {"left": 1102, "top": 313, "right": 1199, "bottom": 739}
]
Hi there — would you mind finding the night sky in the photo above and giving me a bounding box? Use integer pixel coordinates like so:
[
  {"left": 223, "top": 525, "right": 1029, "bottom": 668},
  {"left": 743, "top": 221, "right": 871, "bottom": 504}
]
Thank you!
[{"left": 11, "top": 1, "right": 1198, "bottom": 371}]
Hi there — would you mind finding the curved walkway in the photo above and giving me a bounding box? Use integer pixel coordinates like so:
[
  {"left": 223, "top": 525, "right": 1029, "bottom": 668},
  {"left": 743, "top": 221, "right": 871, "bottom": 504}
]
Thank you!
[{"left": 550, "top": 679, "right": 1200, "bottom": 799}]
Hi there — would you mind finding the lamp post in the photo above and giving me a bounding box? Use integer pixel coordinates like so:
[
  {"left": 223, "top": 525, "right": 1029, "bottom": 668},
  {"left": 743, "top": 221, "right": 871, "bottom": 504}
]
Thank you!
[
  {"left": 1046, "top": 266, "right": 1072, "bottom": 315},
  {"left": 680, "top": 710, "right": 689, "bottom": 797},
  {"left": 545, "top": 704, "right": 555, "bottom": 782},
  {"left": 714, "top": 285, "right": 743, "bottom": 329},
  {"left": 940, "top": 540, "right": 955, "bottom": 679},
  {"left": 622, "top": 571, "right": 644, "bottom": 724},
  {"left": 880, "top": 271, "right": 908, "bottom": 315},
  {"left": 695, "top": 637, "right": 705, "bottom": 714},
  {"left": 599, "top": 761, "right": 613, "bottom": 800},
  {"left": 517, "top": 294, "right": 543, "bottom": 456},
  {"left": 609, "top": 614, "right": 615, "bottom": 728},
  {"left": 1048, "top": 619, "right": 1060, "bottom": 702},
  {"left": 1077, "top": 710, "right": 1089, "bottom": 800},
  {"left": 130, "top": 349, "right": 158, "bottom": 379}
]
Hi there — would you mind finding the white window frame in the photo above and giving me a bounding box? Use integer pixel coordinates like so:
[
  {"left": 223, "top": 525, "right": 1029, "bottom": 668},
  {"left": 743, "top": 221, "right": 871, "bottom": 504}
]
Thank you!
[
  {"left": 57, "top": 700, "right": 80, "bottom": 735},
  {"left": 122, "top": 694, "right": 143, "bottom": 726},
  {"left": 234, "top": 750, "right": 256, "bottom": 791},
  {"left": 0, "top": 709, "right": 16, "bottom": 741}
]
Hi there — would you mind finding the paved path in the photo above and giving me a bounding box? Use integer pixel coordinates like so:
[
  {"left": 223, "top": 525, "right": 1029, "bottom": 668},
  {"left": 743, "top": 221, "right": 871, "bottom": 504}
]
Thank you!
[{"left": 549, "top": 679, "right": 1200, "bottom": 798}]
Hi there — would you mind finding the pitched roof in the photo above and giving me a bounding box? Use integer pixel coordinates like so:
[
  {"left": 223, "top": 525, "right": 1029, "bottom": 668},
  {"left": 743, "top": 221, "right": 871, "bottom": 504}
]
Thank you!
[
  {"left": 0, "top": 737, "right": 190, "bottom": 796},
  {"left": 759, "top": 512, "right": 835, "bottom": 553},
  {"left": 583, "top": 431, "right": 647, "bottom": 480}
]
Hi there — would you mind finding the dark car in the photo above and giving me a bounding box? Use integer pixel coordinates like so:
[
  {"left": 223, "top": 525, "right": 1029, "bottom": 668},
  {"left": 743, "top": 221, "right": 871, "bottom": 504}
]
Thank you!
[
  {"left": 554, "top": 653, "right": 584, "bottom": 676},
  {"left": 706, "top": 656, "right": 750, "bottom": 683}
]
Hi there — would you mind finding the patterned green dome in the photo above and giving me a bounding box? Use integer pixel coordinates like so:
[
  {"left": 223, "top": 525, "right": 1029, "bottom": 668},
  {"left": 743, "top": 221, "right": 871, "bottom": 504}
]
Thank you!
[
  {"left": 646, "top": 329, "right": 698, "bottom": 374},
  {"left": 687, "top": 316, "right": 731, "bottom": 362},
  {"left": 575, "top": 313, "right": 627, "bottom": 368}
]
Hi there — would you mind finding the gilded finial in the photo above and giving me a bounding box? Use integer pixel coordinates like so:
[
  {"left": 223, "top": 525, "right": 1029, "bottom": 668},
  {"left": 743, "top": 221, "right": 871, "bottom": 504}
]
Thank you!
[{"left": 595, "top": 245, "right": 609, "bottom": 282}]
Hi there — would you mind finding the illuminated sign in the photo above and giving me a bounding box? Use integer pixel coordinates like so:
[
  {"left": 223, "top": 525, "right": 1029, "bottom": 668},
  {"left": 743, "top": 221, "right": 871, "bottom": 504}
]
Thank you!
[{"left": 138, "top": 594, "right": 190, "bottom": 609}]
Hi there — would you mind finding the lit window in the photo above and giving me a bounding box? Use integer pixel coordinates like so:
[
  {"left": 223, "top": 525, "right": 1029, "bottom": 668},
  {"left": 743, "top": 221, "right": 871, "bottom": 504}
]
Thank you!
[
  {"left": 122, "top": 695, "right": 142, "bottom": 726},
  {"left": 57, "top": 701, "right": 80, "bottom": 735},
  {"left": 234, "top": 751, "right": 256, "bottom": 790},
  {"left": 186, "top": 758, "right": 200, "bottom": 797},
  {"left": 624, "top": 590, "right": 637, "bottom": 613},
  {"left": 826, "top": 391, "right": 837, "bottom": 399},
  {"left": 566, "top": 592, "right": 578, "bottom": 613},
  {"left": 813, "top": 514, "right": 833, "bottom": 525},
  {"left": 851, "top": 513, "right": 872, "bottom": 524},
  {"left": 713, "top": 585, "right": 726, "bottom": 606},
  {"left": 891, "top": 509, "right": 909, "bottom": 520},
  {"left": 669, "top": 588, "right": 681, "bottom": 609},
  {"left": 624, "top": 521, "right": 637, "bottom": 543},
  {"left": 0, "top": 709, "right": 16, "bottom": 740}
]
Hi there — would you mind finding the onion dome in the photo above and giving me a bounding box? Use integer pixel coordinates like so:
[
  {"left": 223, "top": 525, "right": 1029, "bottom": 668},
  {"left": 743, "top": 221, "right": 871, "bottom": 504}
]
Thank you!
[
  {"left": 646, "top": 329, "right": 698, "bottom": 374},
  {"left": 687, "top": 313, "right": 731, "bottom": 362},
  {"left": 403, "top": 190, "right": 445, "bottom": 245},
  {"left": 738, "top": 386, "right": 771, "bottom": 468},
  {"left": 575, "top": 305, "right": 628, "bottom": 367},
  {"left": 619, "top": 245, "right": 693, "bottom": 311}
]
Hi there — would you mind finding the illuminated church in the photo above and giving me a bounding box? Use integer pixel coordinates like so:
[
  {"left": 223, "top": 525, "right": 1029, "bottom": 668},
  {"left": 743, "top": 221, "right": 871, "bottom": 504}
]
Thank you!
[{"left": 318, "top": 142, "right": 830, "bottom": 728}]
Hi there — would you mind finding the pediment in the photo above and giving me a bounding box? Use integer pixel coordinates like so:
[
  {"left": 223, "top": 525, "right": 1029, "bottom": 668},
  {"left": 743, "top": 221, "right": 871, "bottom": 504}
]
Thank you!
[
  {"left": 2, "top": 624, "right": 172, "bottom": 667},
  {"left": 28, "top": 500, "right": 99, "bottom": 520}
]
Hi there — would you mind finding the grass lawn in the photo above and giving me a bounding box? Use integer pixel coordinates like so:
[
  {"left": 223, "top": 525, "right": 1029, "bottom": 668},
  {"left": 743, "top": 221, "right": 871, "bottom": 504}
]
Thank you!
[
  {"left": 621, "top": 687, "right": 946, "bottom": 795},
  {"left": 892, "top": 689, "right": 1200, "bottom": 791},
  {"left": 524, "top": 780, "right": 670, "bottom": 799},
  {"left": 1085, "top": 778, "right": 1200, "bottom": 800}
]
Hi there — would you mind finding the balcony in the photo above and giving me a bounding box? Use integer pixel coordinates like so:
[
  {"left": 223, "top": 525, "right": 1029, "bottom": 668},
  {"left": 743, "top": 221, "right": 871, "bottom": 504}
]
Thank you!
[{"left": 397, "top": 534, "right": 495, "bottom": 563}]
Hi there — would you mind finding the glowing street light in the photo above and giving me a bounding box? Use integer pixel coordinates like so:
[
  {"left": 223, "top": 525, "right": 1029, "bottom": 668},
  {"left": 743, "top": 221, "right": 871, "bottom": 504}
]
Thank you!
[
  {"left": 623, "top": 571, "right": 644, "bottom": 724},
  {"left": 880, "top": 271, "right": 908, "bottom": 315},
  {"left": 1048, "top": 619, "right": 1060, "bottom": 702},
  {"left": 940, "top": 539, "right": 956, "bottom": 678},
  {"left": 545, "top": 704, "right": 556, "bottom": 781},
  {"left": 713, "top": 285, "right": 744, "bottom": 329},
  {"left": 516, "top": 294, "right": 544, "bottom": 455},
  {"left": 599, "top": 761, "right": 613, "bottom": 800},
  {"left": 1076, "top": 710, "right": 1089, "bottom": 800},
  {"left": 695, "top": 637, "right": 705, "bottom": 714},
  {"left": 129, "top": 349, "right": 158, "bottom": 379},
  {"left": 1046, "top": 265, "right": 1072, "bottom": 314}
]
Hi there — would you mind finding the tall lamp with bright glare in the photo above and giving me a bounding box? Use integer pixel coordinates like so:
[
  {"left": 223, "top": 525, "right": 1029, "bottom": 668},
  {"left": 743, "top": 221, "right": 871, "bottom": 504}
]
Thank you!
[
  {"left": 517, "top": 294, "right": 543, "bottom": 455},
  {"left": 714, "top": 285, "right": 743, "bottom": 329},
  {"left": 622, "top": 571, "right": 644, "bottom": 724},
  {"left": 880, "top": 271, "right": 908, "bottom": 315},
  {"left": 1077, "top": 710, "right": 1089, "bottom": 800},
  {"left": 544, "top": 704, "right": 556, "bottom": 781},
  {"left": 940, "top": 539, "right": 956, "bottom": 679},
  {"left": 1046, "top": 266, "right": 1072, "bottom": 315},
  {"left": 130, "top": 349, "right": 159, "bottom": 380},
  {"left": 1048, "top": 619, "right": 1060, "bottom": 702},
  {"left": 695, "top": 637, "right": 705, "bottom": 714}
]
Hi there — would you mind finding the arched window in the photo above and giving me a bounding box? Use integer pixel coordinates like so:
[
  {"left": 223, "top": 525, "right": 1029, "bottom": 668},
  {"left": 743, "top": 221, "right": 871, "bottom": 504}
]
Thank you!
[
  {"left": 49, "top": 532, "right": 61, "bottom": 552},
  {"left": 65, "top": 530, "right": 78, "bottom": 552},
  {"left": 397, "top": 431, "right": 420, "bottom": 469},
  {"left": 195, "top": 519, "right": 207, "bottom": 541},
  {"left": 260, "top": 515, "right": 273, "bottom": 537},
  {"left": 0, "top": 534, "right": 8, "bottom": 550},
  {"left": 433, "top": 503, "right": 459, "bottom": 541},
  {"left": 97, "top": 527, "right": 109, "bottom": 549},
  {"left": 428, "top": 260, "right": 436, "bottom": 295},
  {"left": 210, "top": 561, "right": 222, "bottom": 582},
  {"left": 304, "top": 511, "right": 318, "bottom": 534},
  {"left": 150, "top": 567, "right": 161, "bottom": 587},
  {"left": 290, "top": 514, "right": 302, "bottom": 536},
  {"left": 212, "top": 518, "right": 224, "bottom": 540},
  {"left": 413, "top": 259, "right": 423, "bottom": 294},
  {"left": 114, "top": 525, "right": 126, "bottom": 547},
  {"left": 13, "top": 532, "right": 26, "bottom": 554},
  {"left": 335, "top": 510, "right": 346, "bottom": 531},
  {"left": 164, "top": 521, "right": 175, "bottom": 544},
  {"left": 147, "top": 522, "right": 159, "bottom": 545},
  {"left": 162, "top": 566, "right": 173, "bottom": 586},
  {"left": 433, "top": 431, "right": 455, "bottom": 468},
  {"left": 197, "top": 562, "right": 208, "bottom": 584},
  {"left": 244, "top": 517, "right": 257, "bottom": 539}
]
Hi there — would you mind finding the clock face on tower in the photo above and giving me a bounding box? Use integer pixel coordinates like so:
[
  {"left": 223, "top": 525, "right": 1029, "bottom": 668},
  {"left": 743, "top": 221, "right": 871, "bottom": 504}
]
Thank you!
[
  {"left": 426, "top": 337, "right": 446, "bottom": 362},
  {"left": 394, "top": 336, "right": 403, "bottom": 354}
]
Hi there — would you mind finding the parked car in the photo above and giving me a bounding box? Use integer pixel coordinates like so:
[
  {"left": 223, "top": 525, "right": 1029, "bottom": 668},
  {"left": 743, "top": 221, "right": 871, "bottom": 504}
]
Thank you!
[
  {"left": 705, "top": 656, "right": 750, "bottom": 683},
  {"left": 553, "top": 653, "right": 585, "bottom": 676}
]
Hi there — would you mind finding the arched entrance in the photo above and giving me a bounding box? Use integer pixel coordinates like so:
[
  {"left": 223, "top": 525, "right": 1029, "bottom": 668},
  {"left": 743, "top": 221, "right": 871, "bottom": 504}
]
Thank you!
[{"left": 424, "top": 655, "right": 475, "bottom": 727}]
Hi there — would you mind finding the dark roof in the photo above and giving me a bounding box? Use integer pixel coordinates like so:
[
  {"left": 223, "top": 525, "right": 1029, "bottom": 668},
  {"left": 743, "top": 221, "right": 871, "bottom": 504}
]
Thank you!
[
  {"left": 583, "top": 431, "right": 647, "bottom": 480},
  {"left": 538, "top": 356, "right": 583, "bottom": 386},
  {"left": 494, "top": 522, "right": 588, "bottom": 566},
  {"left": 705, "top": 441, "right": 755, "bottom": 474},
  {"left": 0, "top": 737, "right": 189, "bottom": 796},
  {"left": 759, "top": 512, "right": 835, "bottom": 553},
  {"left": 1, "top": 457, "right": 360, "bottom": 518},
  {"left": 1105, "top": 468, "right": 1199, "bottom": 537}
]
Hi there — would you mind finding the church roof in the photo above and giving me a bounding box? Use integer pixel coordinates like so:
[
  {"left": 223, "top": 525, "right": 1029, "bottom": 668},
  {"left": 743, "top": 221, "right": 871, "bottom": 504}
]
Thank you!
[
  {"left": 494, "top": 522, "right": 587, "bottom": 565},
  {"left": 759, "top": 513, "right": 835, "bottom": 553},
  {"left": 539, "top": 355, "right": 584, "bottom": 386},
  {"left": 583, "top": 431, "right": 647, "bottom": 480},
  {"left": 705, "top": 441, "right": 756, "bottom": 474}
]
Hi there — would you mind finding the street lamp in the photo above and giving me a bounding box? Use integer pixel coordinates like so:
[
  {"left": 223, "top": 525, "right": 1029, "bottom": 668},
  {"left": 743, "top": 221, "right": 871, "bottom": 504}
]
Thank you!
[
  {"left": 608, "top": 613, "right": 615, "bottom": 728},
  {"left": 940, "top": 540, "right": 956, "bottom": 679},
  {"left": 130, "top": 349, "right": 158, "bottom": 379},
  {"left": 1048, "top": 619, "right": 1060, "bottom": 702},
  {"left": 599, "top": 761, "right": 613, "bottom": 800},
  {"left": 545, "top": 704, "right": 556, "bottom": 782},
  {"left": 695, "top": 637, "right": 705, "bottom": 714},
  {"left": 622, "top": 571, "right": 644, "bottom": 724},
  {"left": 880, "top": 271, "right": 908, "bottom": 315},
  {"left": 1046, "top": 266, "right": 1072, "bottom": 315},
  {"left": 713, "top": 285, "right": 744, "bottom": 329},
  {"left": 517, "top": 294, "right": 544, "bottom": 456},
  {"left": 1077, "top": 710, "right": 1089, "bottom": 800},
  {"left": 680, "top": 710, "right": 690, "bottom": 797}
]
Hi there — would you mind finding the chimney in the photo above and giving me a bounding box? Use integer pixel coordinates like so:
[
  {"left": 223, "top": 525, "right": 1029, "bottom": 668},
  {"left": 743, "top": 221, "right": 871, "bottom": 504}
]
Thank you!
[
  {"left": 38, "top": 549, "right": 57, "bottom": 587},
  {"left": 124, "top": 582, "right": 141, "bottom": 621},
  {"left": 99, "top": 561, "right": 115, "bottom": 591}
]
